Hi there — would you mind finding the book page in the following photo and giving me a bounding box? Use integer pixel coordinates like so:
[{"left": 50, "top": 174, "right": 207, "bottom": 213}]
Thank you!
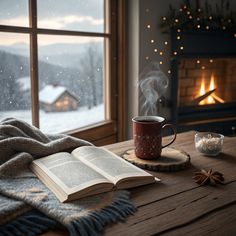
[
  {"left": 32, "top": 152, "right": 112, "bottom": 195},
  {"left": 72, "top": 147, "right": 153, "bottom": 184}
]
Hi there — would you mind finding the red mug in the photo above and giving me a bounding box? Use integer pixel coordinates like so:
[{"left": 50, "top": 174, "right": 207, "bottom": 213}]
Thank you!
[{"left": 132, "top": 116, "right": 176, "bottom": 159}]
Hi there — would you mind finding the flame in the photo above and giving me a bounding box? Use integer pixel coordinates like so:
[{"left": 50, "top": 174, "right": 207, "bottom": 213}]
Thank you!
[
  {"left": 197, "top": 73, "right": 224, "bottom": 105},
  {"left": 207, "top": 74, "right": 215, "bottom": 104},
  {"left": 200, "top": 78, "right": 205, "bottom": 96},
  {"left": 199, "top": 77, "right": 206, "bottom": 105},
  {"left": 209, "top": 74, "right": 215, "bottom": 90}
]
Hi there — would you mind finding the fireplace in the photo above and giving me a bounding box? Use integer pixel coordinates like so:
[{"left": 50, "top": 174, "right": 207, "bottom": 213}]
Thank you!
[
  {"left": 171, "top": 31, "right": 236, "bottom": 136},
  {"left": 178, "top": 58, "right": 236, "bottom": 106}
]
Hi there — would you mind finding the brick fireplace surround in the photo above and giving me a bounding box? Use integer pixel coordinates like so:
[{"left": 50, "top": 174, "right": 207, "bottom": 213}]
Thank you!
[
  {"left": 178, "top": 58, "right": 236, "bottom": 107},
  {"left": 170, "top": 30, "right": 236, "bottom": 136}
]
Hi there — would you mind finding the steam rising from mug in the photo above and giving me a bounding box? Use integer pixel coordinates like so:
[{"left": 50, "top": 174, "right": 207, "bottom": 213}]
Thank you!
[{"left": 139, "top": 62, "right": 169, "bottom": 115}]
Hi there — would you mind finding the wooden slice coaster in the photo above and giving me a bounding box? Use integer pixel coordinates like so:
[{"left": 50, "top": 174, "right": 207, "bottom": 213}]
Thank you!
[{"left": 122, "top": 148, "right": 191, "bottom": 172}]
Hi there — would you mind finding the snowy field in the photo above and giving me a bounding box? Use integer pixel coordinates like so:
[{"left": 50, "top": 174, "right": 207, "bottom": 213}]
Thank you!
[{"left": 0, "top": 104, "right": 104, "bottom": 134}]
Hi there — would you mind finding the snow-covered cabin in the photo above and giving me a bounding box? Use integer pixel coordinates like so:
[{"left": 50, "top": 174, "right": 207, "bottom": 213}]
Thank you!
[{"left": 39, "top": 85, "right": 79, "bottom": 112}]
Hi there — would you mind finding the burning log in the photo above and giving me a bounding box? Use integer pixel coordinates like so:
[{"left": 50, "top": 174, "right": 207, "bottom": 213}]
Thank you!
[
  {"left": 211, "top": 94, "right": 225, "bottom": 103},
  {"left": 189, "top": 89, "right": 216, "bottom": 106}
]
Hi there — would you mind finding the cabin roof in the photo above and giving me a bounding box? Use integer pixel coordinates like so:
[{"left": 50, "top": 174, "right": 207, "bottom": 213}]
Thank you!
[{"left": 39, "top": 85, "right": 75, "bottom": 104}]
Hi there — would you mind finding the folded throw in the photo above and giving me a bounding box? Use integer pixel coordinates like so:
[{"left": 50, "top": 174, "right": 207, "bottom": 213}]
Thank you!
[{"left": 0, "top": 118, "right": 135, "bottom": 236}]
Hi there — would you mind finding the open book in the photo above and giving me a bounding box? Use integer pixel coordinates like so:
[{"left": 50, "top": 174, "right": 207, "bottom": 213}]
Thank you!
[{"left": 30, "top": 146, "right": 158, "bottom": 203}]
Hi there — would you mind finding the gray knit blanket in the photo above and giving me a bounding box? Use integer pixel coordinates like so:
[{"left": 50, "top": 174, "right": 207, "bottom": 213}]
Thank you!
[{"left": 0, "top": 118, "right": 135, "bottom": 236}]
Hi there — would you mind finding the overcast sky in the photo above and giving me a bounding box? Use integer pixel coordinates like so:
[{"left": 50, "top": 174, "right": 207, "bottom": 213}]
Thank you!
[{"left": 0, "top": 0, "right": 104, "bottom": 45}]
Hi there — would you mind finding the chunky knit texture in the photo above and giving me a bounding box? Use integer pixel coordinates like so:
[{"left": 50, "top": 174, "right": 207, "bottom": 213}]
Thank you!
[{"left": 0, "top": 118, "right": 136, "bottom": 236}]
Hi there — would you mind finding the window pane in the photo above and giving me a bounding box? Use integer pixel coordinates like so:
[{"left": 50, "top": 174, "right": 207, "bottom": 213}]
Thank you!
[
  {"left": 0, "top": 32, "right": 31, "bottom": 123},
  {"left": 0, "top": 0, "right": 29, "bottom": 27},
  {"left": 38, "top": 35, "right": 105, "bottom": 133},
  {"left": 37, "top": 0, "right": 104, "bottom": 33}
]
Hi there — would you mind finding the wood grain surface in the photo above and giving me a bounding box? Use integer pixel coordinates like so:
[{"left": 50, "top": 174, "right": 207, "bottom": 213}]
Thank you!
[
  {"left": 104, "top": 131, "right": 236, "bottom": 236},
  {"left": 42, "top": 131, "right": 236, "bottom": 236},
  {"left": 122, "top": 147, "right": 190, "bottom": 171}
]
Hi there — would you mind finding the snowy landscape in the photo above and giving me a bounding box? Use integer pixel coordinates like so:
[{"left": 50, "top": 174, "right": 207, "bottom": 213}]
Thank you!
[
  {"left": 0, "top": 104, "right": 104, "bottom": 134},
  {"left": 0, "top": 1, "right": 106, "bottom": 134}
]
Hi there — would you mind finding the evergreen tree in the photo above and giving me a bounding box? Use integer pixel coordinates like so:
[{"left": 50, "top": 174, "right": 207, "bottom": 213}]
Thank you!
[
  {"left": 79, "top": 43, "right": 103, "bottom": 109},
  {"left": 0, "top": 51, "right": 25, "bottom": 110}
]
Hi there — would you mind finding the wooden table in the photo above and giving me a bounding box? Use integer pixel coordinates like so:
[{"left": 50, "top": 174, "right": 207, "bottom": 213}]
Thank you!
[{"left": 43, "top": 131, "right": 236, "bottom": 236}]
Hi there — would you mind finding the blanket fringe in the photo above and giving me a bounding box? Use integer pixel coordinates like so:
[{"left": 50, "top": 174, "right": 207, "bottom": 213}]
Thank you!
[
  {"left": 67, "top": 191, "right": 136, "bottom": 236},
  {"left": 0, "top": 210, "right": 59, "bottom": 236},
  {"left": 0, "top": 191, "right": 136, "bottom": 236}
]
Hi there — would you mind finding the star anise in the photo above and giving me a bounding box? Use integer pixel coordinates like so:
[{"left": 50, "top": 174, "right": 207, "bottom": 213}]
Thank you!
[{"left": 193, "top": 169, "right": 224, "bottom": 186}]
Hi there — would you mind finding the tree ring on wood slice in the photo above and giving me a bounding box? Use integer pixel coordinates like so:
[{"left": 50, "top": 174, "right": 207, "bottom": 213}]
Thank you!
[{"left": 122, "top": 147, "right": 191, "bottom": 172}]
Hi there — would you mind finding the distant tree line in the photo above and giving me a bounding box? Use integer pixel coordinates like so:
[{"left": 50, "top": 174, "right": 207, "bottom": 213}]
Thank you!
[
  {"left": 0, "top": 51, "right": 28, "bottom": 110},
  {"left": 0, "top": 43, "right": 103, "bottom": 111}
]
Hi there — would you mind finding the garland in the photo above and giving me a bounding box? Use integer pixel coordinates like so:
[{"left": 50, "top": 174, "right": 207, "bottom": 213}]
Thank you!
[{"left": 160, "top": 0, "right": 236, "bottom": 33}]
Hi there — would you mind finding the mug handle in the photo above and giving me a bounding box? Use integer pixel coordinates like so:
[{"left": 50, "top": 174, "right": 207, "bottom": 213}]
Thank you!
[{"left": 161, "top": 124, "right": 177, "bottom": 149}]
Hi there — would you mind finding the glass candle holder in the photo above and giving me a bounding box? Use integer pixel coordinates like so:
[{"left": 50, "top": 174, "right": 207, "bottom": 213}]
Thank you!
[{"left": 195, "top": 132, "right": 224, "bottom": 156}]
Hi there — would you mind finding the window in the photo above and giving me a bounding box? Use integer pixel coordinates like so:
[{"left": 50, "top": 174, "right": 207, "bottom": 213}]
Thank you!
[{"left": 0, "top": 0, "right": 125, "bottom": 144}]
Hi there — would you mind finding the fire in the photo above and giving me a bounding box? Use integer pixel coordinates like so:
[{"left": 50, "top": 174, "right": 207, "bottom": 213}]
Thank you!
[
  {"left": 199, "top": 77, "right": 206, "bottom": 105},
  {"left": 209, "top": 74, "right": 215, "bottom": 90},
  {"left": 207, "top": 74, "right": 215, "bottom": 104},
  {"left": 200, "top": 78, "right": 205, "bottom": 96},
  {"left": 198, "top": 74, "right": 224, "bottom": 105}
]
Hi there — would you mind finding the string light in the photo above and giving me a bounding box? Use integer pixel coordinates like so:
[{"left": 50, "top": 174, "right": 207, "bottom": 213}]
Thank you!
[
  {"left": 145, "top": 56, "right": 149, "bottom": 60},
  {"left": 159, "top": 2, "right": 236, "bottom": 32},
  {"left": 151, "top": 4, "right": 235, "bottom": 74}
]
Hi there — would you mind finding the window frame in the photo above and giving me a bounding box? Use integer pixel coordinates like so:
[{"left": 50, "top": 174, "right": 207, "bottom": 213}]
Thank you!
[{"left": 0, "top": 0, "right": 126, "bottom": 145}]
